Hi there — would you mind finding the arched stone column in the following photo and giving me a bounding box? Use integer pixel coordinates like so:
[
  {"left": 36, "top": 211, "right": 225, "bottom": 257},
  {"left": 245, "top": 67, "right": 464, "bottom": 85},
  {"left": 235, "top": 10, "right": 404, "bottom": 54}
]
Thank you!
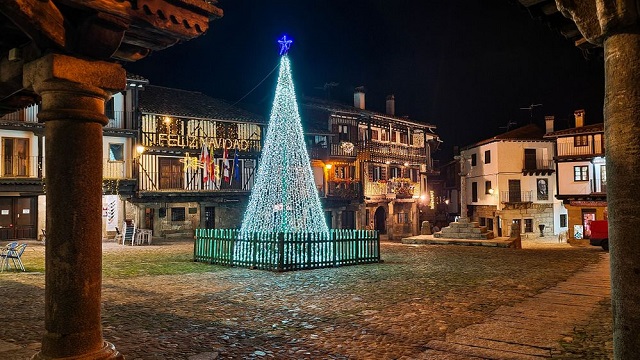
[
  {"left": 24, "top": 53, "right": 125, "bottom": 360},
  {"left": 556, "top": 1, "right": 640, "bottom": 357}
]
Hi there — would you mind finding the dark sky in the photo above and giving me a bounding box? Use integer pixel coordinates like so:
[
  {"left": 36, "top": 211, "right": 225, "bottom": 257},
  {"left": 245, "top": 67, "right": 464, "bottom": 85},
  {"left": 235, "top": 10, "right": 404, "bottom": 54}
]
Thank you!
[{"left": 125, "top": 0, "right": 605, "bottom": 160}]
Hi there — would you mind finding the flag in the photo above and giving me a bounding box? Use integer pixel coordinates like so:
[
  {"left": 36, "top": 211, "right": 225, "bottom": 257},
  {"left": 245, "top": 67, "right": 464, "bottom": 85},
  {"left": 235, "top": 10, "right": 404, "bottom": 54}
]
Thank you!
[
  {"left": 199, "top": 143, "right": 210, "bottom": 182},
  {"left": 233, "top": 149, "right": 240, "bottom": 182},
  {"left": 209, "top": 144, "right": 217, "bottom": 181},
  {"left": 222, "top": 143, "right": 230, "bottom": 183}
]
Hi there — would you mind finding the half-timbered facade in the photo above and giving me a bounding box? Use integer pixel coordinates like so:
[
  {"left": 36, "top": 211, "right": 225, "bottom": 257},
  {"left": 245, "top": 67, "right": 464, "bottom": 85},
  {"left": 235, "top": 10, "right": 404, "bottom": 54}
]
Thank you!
[
  {"left": 302, "top": 91, "right": 439, "bottom": 240},
  {"left": 132, "top": 84, "right": 264, "bottom": 236}
]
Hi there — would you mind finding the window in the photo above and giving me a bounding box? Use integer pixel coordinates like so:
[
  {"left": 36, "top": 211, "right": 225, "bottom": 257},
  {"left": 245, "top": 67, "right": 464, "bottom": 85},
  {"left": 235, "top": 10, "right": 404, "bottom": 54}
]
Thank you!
[
  {"left": 381, "top": 129, "right": 388, "bottom": 141},
  {"left": 472, "top": 182, "right": 478, "bottom": 202},
  {"left": 338, "top": 125, "right": 349, "bottom": 141},
  {"left": 2, "top": 137, "right": 29, "bottom": 176},
  {"left": 560, "top": 214, "right": 567, "bottom": 228},
  {"left": 487, "top": 218, "right": 494, "bottom": 230},
  {"left": 372, "top": 166, "right": 382, "bottom": 181},
  {"left": 390, "top": 167, "right": 401, "bottom": 179},
  {"left": 574, "top": 166, "right": 589, "bottom": 181},
  {"left": 105, "top": 98, "right": 115, "bottom": 119},
  {"left": 397, "top": 213, "right": 409, "bottom": 224},
  {"left": 108, "top": 143, "right": 124, "bottom": 162},
  {"left": 159, "top": 157, "right": 183, "bottom": 189},
  {"left": 471, "top": 153, "right": 477, "bottom": 166},
  {"left": 485, "top": 181, "right": 492, "bottom": 194},
  {"left": 524, "top": 219, "right": 534, "bottom": 233},
  {"left": 171, "top": 207, "right": 185, "bottom": 222},
  {"left": 484, "top": 150, "right": 491, "bottom": 164},
  {"left": 391, "top": 131, "right": 397, "bottom": 142},
  {"left": 399, "top": 132, "right": 408, "bottom": 144},
  {"left": 371, "top": 130, "right": 379, "bottom": 140},
  {"left": 574, "top": 135, "right": 588, "bottom": 147},
  {"left": 479, "top": 217, "right": 486, "bottom": 226}
]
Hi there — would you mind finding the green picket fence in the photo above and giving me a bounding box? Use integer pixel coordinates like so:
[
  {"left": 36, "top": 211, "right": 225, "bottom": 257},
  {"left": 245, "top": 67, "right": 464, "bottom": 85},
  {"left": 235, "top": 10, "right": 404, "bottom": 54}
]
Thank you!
[{"left": 194, "top": 229, "right": 380, "bottom": 271}]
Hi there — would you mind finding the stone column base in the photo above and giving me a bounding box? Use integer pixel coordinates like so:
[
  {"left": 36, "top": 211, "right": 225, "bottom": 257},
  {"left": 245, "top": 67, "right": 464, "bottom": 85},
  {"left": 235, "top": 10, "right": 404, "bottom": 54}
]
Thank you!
[{"left": 32, "top": 342, "right": 123, "bottom": 360}]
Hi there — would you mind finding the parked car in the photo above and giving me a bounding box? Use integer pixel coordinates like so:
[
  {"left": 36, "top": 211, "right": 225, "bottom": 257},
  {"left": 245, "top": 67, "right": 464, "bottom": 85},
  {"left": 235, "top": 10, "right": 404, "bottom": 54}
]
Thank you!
[{"left": 589, "top": 220, "right": 609, "bottom": 251}]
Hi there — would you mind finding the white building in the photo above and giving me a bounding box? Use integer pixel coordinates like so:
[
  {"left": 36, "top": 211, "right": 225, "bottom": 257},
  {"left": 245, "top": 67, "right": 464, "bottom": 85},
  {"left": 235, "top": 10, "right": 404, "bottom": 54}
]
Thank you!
[{"left": 461, "top": 124, "right": 566, "bottom": 237}]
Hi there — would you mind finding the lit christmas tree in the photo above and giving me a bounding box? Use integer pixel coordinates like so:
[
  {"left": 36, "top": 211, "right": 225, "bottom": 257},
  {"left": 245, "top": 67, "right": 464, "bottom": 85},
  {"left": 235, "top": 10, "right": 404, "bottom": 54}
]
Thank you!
[{"left": 239, "top": 36, "right": 329, "bottom": 234}]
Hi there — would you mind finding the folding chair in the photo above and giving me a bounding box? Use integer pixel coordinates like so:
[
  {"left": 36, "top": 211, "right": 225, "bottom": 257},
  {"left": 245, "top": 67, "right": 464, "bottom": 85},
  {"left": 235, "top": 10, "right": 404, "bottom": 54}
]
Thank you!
[
  {"left": 0, "top": 242, "right": 17, "bottom": 270},
  {"left": 1, "top": 243, "right": 26, "bottom": 272}
]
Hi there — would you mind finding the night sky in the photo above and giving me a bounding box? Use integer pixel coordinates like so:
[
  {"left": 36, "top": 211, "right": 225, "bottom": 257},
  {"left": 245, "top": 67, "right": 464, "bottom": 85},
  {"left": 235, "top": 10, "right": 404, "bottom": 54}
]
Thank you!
[{"left": 125, "top": 0, "right": 605, "bottom": 161}]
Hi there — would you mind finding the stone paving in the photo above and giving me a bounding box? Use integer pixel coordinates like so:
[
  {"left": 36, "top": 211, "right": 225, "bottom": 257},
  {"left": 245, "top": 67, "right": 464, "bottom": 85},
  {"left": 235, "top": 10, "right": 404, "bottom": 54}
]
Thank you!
[{"left": 0, "top": 239, "right": 612, "bottom": 359}]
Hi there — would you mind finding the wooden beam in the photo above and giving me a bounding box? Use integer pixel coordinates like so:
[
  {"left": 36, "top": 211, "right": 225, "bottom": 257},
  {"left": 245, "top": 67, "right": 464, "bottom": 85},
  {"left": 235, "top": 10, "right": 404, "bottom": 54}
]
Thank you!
[{"left": 0, "top": 0, "right": 66, "bottom": 48}]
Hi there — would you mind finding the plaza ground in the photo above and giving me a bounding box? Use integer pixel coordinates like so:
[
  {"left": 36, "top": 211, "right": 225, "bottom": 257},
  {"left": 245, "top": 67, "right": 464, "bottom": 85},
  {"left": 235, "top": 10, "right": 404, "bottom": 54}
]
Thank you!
[{"left": 0, "top": 238, "right": 612, "bottom": 359}]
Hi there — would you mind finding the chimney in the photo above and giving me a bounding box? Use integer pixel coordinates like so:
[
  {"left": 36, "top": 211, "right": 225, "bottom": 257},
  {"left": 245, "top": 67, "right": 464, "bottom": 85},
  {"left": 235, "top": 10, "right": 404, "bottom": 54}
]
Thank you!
[
  {"left": 354, "top": 86, "right": 365, "bottom": 109},
  {"left": 545, "top": 115, "right": 555, "bottom": 133},
  {"left": 574, "top": 109, "right": 585, "bottom": 128},
  {"left": 385, "top": 95, "right": 395, "bottom": 116}
]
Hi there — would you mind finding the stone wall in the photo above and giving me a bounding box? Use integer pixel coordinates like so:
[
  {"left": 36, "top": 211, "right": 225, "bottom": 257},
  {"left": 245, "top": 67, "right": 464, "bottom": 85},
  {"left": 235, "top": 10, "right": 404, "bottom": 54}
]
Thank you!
[{"left": 499, "top": 203, "right": 554, "bottom": 238}]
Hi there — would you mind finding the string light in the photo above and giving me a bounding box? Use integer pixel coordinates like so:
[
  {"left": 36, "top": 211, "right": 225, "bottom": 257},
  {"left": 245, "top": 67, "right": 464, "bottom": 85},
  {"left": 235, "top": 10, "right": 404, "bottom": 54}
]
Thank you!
[{"left": 240, "top": 54, "right": 329, "bottom": 235}]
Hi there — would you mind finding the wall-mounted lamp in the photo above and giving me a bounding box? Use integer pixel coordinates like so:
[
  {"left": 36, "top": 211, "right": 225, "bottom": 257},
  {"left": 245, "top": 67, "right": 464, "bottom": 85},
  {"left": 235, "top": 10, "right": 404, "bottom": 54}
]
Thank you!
[
  {"left": 163, "top": 116, "right": 172, "bottom": 124},
  {"left": 136, "top": 145, "right": 146, "bottom": 155},
  {"left": 445, "top": 199, "right": 450, "bottom": 205},
  {"left": 488, "top": 188, "right": 495, "bottom": 195},
  {"left": 325, "top": 164, "right": 332, "bottom": 170},
  {"left": 404, "top": 162, "right": 409, "bottom": 167}
]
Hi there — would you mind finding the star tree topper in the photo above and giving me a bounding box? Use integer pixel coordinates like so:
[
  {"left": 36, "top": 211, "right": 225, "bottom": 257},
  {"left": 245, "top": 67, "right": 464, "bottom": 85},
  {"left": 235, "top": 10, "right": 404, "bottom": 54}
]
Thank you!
[{"left": 278, "top": 35, "right": 292, "bottom": 55}]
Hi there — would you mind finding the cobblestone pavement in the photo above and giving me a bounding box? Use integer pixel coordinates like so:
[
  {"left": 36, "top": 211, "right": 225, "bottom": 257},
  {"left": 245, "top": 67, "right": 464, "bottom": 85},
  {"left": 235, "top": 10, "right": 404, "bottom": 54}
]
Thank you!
[{"left": 0, "top": 240, "right": 612, "bottom": 359}]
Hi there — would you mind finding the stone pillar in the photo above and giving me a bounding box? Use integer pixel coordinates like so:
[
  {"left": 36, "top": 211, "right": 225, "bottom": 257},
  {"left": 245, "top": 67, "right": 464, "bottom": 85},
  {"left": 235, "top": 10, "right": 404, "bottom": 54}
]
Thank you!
[
  {"left": 24, "top": 54, "right": 125, "bottom": 360},
  {"left": 556, "top": 1, "right": 640, "bottom": 357},
  {"left": 454, "top": 155, "right": 469, "bottom": 221}
]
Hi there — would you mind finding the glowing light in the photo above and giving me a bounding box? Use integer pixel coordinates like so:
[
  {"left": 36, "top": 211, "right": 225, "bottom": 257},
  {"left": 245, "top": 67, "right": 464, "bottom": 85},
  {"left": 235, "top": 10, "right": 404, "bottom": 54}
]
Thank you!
[
  {"left": 163, "top": 116, "right": 171, "bottom": 124},
  {"left": 429, "top": 190, "right": 435, "bottom": 209},
  {"left": 488, "top": 188, "right": 495, "bottom": 195},
  {"left": 404, "top": 162, "right": 409, "bottom": 167},
  {"left": 325, "top": 164, "right": 332, "bottom": 170},
  {"left": 136, "top": 145, "right": 146, "bottom": 155},
  {"left": 340, "top": 142, "right": 354, "bottom": 154},
  {"left": 278, "top": 35, "right": 293, "bottom": 55},
  {"left": 239, "top": 55, "right": 328, "bottom": 235}
]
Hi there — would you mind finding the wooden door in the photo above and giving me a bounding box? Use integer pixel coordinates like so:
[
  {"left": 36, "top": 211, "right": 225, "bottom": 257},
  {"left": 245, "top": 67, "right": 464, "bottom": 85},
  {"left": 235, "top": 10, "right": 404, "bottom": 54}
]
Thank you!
[{"left": 0, "top": 197, "right": 36, "bottom": 239}]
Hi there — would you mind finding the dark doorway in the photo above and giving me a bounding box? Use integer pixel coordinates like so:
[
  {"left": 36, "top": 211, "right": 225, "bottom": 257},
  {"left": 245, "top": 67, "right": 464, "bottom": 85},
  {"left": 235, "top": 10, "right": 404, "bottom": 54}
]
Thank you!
[
  {"left": 341, "top": 210, "right": 355, "bottom": 229},
  {"left": 508, "top": 179, "right": 522, "bottom": 202},
  {"left": 204, "top": 207, "right": 215, "bottom": 229},
  {"left": 524, "top": 149, "right": 537, "bottom": 170},
  {"left": 0, "top": 197, "right": 36, "bottom": 240},
  {"left": 144, "top": 208, "right": 154, "bottom": 233},
  {"left": 374, "top": 206, "right": 386, "bottom": 234}
]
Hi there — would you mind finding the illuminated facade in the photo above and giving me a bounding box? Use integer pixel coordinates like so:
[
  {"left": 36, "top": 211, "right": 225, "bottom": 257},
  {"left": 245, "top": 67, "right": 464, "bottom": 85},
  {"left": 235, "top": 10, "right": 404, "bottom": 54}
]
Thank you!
[
  {"left": 543, "top": 111, "right": 606, "bottom": 241},
  {"left": 301, "top": 91, "right": 440, "bottom": 240}
]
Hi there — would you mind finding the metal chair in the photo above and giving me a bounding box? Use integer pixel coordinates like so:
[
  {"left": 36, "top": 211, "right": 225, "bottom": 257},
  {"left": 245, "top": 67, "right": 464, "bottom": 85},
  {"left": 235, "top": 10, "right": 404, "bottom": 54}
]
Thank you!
[{"left": 1, "top": 242, "right": 26, "bottom": 272}]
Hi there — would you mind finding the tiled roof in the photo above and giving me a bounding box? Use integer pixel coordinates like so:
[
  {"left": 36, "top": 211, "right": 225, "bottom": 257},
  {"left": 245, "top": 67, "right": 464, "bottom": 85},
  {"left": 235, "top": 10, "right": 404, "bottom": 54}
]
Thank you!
[
  {"left": 302, "top": 97, "right": 436, "bottom": 129},
  {"left": 139, "top": 85, "right": 264, "bottom": 124},
  {"left": 126, "top": 73, "right": 149, "bottom": 83},
  {"left": 464, "top": 124, "right": 550, "bottom": 149},
  {"left": 543, "top": 123, "right": 604, "bottom": 138}
]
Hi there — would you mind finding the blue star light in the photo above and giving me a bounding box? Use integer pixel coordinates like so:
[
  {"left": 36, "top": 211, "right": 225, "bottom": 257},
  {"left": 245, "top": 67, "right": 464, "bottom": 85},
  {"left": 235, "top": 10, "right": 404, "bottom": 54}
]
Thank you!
[{"left": 278, "top": 35, "right": 293, "bottom": 56}]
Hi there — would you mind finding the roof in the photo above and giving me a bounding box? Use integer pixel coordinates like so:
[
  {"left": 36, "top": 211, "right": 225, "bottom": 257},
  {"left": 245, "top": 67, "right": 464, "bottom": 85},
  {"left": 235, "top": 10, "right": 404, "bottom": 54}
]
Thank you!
[
  {"left": 463, "top": 124, "right": 550, "bottom": 149},
  {"left": 544, "top": 123, "right": 604, "bottom": 138},
  {"left": 139, "top": 86, "right": 264, "bottom": 124},
  {"left": 302, "top": 96, "right": 437, "bottom": 130}
]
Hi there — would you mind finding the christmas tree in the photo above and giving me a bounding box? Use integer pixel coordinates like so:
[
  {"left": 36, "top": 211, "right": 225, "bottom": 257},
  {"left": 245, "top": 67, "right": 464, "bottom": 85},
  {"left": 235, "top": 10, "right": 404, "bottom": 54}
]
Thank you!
[{"left": 240, "top": 36, "right": 329, "bottom": 234}]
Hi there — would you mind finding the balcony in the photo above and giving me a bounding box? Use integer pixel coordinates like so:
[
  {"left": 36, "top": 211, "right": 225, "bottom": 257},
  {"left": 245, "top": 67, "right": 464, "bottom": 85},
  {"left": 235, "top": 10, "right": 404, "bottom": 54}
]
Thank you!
[
  {"left": 556, "top": 141, "right": 605, "bottom": 159},
  {"left": 137, "top": 171, "right": 251, "bottom": 192},
  {"left": 500, "top": 191, "right": 533, "bottom": 204},
  {"left": 522, "top": 159, "right": 555, "bottom": 176},
  {"left": 363, "top": 178, "right": 420, "bottom": 200},
  {"left": 103, "top": 159, "right": 135, "bottom": 179},
  {"left": 105, "top": 111, "right": 135, "bottom": 129},
  {"left": 358, "top": 141, "right": 427, "bottom": 163},
  {"left": 326, "top": 180, "right": 361, "bottom": 200},
  {"left": 1, "top": 156, "right": 42, "bottom": 178}
]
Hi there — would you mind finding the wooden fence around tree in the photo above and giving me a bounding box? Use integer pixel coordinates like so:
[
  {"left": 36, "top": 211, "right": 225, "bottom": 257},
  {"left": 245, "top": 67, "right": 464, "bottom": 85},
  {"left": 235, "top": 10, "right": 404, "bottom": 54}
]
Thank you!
[{"left": 194, "top": 229, "right": 380, "bottom": 271}]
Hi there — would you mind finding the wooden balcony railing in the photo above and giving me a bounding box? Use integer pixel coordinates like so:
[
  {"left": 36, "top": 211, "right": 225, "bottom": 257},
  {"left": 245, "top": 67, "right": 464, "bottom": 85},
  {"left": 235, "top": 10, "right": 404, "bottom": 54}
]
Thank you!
[
  {"left": 326, "top": 181, "right": 361, "bottom": 199},
  {"left": 137, "top": 170, "right": 251, "bottom": 192},
  {"left": 557, "top": 140, "right": 605, "bottom": 157},
  {"left": 358, "top": 141, "right": 427, "bottom": 163},
  {"left": 363, "top": 178, "right": 420, "bottom": 199}
]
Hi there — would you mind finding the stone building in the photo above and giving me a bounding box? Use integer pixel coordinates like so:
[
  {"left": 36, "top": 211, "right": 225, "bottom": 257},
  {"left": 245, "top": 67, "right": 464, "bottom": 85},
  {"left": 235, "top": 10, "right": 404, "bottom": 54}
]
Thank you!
[
  {"left": 461, "top": 124, "right": 564, "bottom": 238},
  {"left": 543, "top": 111, "right": 606, "bottom": 241},
  {"left": 301, "top": 90, "right": 440, "bottom": 240}
]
